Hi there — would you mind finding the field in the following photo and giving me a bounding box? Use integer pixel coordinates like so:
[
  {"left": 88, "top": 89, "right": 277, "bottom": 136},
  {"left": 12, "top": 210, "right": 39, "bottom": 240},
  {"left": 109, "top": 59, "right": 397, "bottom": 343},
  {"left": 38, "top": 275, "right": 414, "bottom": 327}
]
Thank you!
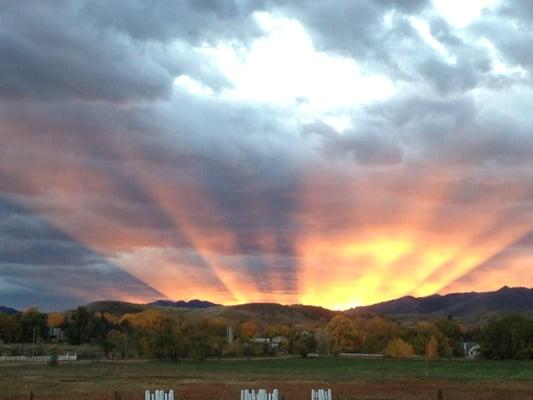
[{"left": 1, "top": 358, "right": 533, "bottom": 400}]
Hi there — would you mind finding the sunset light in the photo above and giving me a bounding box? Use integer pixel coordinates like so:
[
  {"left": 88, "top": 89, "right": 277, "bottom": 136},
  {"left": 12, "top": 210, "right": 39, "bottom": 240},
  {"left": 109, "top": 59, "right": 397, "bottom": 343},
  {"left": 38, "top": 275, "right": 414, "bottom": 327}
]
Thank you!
[{"left": 1, "top": 0, "right": 532, "bottom": 312}]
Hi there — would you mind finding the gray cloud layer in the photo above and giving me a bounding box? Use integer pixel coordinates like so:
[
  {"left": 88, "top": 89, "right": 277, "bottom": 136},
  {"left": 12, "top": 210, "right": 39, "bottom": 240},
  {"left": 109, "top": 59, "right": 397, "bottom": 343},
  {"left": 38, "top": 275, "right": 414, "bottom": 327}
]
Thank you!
[{"left": 1, "top": 0, "right": 533, "bottom": 309}]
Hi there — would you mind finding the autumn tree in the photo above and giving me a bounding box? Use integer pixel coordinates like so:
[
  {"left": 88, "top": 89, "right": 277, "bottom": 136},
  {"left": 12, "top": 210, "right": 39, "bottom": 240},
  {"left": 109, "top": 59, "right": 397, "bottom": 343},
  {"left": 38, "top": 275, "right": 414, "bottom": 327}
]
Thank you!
[
  {"left": 239, "top": 321, "right": 259, "bottom": 338},
  {"left": 385, "top": 338, "right": 414, "bottom": 358},
  {"left": 426, "top": 335, "right": 439, "bottom": 360},
  {"left": 327, "top": 315, "right": 352, "bottom": 354},
  {"left": 47, "top": 313, "right": 65, "bottom": 328}
]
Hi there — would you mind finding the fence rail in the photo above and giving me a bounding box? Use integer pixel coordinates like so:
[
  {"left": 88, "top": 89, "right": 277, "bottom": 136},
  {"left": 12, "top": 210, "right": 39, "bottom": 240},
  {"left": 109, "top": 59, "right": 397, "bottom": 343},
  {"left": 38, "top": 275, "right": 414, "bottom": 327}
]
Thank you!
[{"left": 0, "top": 353, "right": 77, "bottom": 362}]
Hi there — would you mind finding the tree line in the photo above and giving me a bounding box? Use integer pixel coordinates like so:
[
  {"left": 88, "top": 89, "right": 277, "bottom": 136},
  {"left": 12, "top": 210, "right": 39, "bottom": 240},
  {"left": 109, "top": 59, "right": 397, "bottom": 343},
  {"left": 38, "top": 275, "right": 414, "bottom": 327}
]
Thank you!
[{"left": 1, "top": 307, "right": 532, "bottom": 360}]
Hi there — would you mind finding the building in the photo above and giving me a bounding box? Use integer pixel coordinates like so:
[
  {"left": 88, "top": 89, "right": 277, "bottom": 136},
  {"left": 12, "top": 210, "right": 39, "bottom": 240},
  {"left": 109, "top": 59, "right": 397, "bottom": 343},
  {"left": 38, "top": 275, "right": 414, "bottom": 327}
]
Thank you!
[
  {"left": 463, "top": 342, "right": 480, "bottom": 359},
  {"left": 48, "top": 327, "right": 64, "bottom": 342}
]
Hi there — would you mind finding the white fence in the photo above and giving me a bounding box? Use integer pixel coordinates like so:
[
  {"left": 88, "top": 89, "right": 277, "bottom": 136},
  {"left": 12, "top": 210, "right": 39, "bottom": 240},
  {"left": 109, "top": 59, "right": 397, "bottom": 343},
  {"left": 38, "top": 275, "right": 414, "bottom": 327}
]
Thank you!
[
  {"left": 311, "top": 389, "right": 332, "bottom": 400},
  {"left": 145, "top": 390, "right": 175, "bottom": 400},
  {"left": 0, "top": 353, "right": 77, "bottom": 362},
  {"left": 241, "top": 389, "right": 279, "bottom": 400}
]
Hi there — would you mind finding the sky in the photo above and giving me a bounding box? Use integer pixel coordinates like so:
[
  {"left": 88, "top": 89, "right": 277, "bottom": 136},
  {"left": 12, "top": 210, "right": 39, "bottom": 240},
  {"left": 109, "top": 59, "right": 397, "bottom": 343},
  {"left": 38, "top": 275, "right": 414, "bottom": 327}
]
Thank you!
[{"left": 1, "top": 0, "right": 533, "bottom": 311}]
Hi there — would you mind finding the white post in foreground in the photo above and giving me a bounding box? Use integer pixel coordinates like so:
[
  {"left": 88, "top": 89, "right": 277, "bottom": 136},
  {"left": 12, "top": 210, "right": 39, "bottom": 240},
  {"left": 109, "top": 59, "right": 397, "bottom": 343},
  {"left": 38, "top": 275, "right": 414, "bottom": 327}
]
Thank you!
[
  {"left": 311, "top": 388, "right": 332, "bottom": 400},
  {"left": 241, "top": 389, "right": 279, "bottom": 400},
  {"left": 145, "top": 389, "right": 175, "bottom": 400}
]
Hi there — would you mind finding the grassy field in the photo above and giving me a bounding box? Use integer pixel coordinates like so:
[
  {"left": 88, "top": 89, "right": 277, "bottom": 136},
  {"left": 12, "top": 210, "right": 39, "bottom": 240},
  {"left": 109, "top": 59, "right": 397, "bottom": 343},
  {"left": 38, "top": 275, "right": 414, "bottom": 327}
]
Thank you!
[{"left": 1, "top": 358, "right": 532, "bottom": 400}]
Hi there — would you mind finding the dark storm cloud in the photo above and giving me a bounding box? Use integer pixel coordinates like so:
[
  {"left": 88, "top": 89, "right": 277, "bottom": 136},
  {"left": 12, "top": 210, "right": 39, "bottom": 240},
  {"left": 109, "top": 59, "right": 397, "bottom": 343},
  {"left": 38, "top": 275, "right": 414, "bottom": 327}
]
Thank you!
[
  {"left": 0, "top": 196, "right": 165, "bottom": 310},
  {"left": 83, "top": 0, "right": 262, "bottom": 43},
  {"left": 0, "top": 2, "right": 173, "bottom": 102},
  {"left": 0, "top": 1, "right": 265, "bottom": 103}
]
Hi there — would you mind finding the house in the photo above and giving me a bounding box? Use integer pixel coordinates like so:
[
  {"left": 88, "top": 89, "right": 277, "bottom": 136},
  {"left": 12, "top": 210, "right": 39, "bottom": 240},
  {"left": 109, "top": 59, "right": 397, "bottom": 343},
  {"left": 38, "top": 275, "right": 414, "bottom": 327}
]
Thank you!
[
  {"left": 249, "top": 336, "right": 288, "bottom": 352},
  {"left": 270, "top": 336, "right": 288, "bottom": 349},
  {"left": 48, "top": 327, "right": 64, "bottom": 342},
  {"left": 463, "top": 342, "right": 480, "bottom": 359},
  {"left": 251, "top": 338, "right": 270, "bottom": 344}
]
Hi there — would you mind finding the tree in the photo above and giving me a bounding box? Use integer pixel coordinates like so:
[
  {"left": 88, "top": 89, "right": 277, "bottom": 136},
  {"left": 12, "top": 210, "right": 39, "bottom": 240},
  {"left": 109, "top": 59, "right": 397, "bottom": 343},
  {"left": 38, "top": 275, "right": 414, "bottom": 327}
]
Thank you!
[
  {"left": 481, "top": 315, "right": 533, "bottom": 360},
  {"left": 292, "top": 332, "right": 317, "bottom": 358},
  {"left": 327, "top": 315, "right": 354, "bottom": 354},
  {"left": 150, "top": 319, "right": 181, "bottom": 360},
  {"left": 47, "top": 313, "right": 65, "bottom": 329},
  {"left": 436, "top": 317, "right": 464, "bottom": 357},
  {"left": 385, "top": 338, "right": 414, "bottom": 358},
  {"left": 239, "top": 321, "right": 258, "bottom": 339},
  {"left": 64, "top": 306, "right": 113, "bottom": 345},
  {"left": 106, "top": 329, "right": 126, "bottom": 358},
  {"left": 20, "top": 308, "right": 48, "bottom": 343},
  {"left": 189, "top": 327, "right": 211, "bottom": 362},
  {"left": 426, "top": 335, "right": 439, "bottom": 360},
  {"left": 0, "top": 313, "right": 22, "bottom": 343},
  {"left": 362, "top": 335, "right": 382, "bottom": 354}
]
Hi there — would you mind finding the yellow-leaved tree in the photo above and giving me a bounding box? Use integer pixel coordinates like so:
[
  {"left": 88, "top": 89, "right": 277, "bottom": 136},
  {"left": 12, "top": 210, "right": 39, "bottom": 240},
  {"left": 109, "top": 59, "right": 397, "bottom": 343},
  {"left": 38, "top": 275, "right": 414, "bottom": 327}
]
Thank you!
[
  {"left": 426, "top": 335, "right": 439, "bottom": 359},
  {"left": 385, "top": 338, "right": 415, "bottom": 358}
]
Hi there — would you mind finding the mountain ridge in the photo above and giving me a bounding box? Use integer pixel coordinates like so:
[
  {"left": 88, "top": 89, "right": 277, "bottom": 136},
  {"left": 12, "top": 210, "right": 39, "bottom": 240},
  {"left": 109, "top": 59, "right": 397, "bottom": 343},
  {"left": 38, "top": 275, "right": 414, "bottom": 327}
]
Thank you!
[
  {"left": 2, "top": 287, "right": 532, "bottom": 318},
  {"left": 149, "top": 299, "right": 220, "bottom": 309},
  {"left": 349, "top": 286, "right": 533, "bottom": 316}
]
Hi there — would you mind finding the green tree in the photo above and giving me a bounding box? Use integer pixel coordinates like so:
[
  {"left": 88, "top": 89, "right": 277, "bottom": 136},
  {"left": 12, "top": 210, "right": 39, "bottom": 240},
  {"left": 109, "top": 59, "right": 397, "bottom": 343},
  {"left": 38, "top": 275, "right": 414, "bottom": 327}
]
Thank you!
[
  {"left": 0, "top": 313, "right": 22, "bottom": 343},
  {"left": 64, "top": 307, "right": 113, "bottom": 345},
  {"left": 292, "top": 332, "right": 317, "bottom": 358},
  {"left": 20, "top": 308, "right": 48, "bottom": 343},
  {"left": 481, "top": 315, "right": 533, "bottom": 360}
]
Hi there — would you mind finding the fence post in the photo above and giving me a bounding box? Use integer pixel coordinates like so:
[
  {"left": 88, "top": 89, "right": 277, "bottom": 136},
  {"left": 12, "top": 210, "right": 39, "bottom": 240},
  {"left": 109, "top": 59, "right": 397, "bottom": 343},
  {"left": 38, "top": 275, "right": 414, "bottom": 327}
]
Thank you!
[
  {"left": 29, "top": 391, "right": 34, "bottom": 400},
  {"left": 437, "top": 389, "right": 443, "bottom": 400}
]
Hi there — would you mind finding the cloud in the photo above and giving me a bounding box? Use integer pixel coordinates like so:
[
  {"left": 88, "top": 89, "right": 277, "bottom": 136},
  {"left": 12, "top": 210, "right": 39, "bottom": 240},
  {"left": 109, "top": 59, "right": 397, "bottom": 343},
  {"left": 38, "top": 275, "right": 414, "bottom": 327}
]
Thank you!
[
  {"left": 303, "top": 121, "right": 403, "bottom": 166},
  {"left": 1, "top": 0, "right": 533, "bottom": 309},
  {"left": 0, "top": 196, "right": 165, "bottom": 311}
]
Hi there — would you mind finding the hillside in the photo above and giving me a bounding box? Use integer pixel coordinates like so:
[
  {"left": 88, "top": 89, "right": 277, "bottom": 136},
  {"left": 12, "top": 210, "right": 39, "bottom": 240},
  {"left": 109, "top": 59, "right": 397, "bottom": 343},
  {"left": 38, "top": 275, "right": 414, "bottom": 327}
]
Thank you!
[
  {"left": 218, "top": 303, "right": 338, "bottom": 325},
  {"left": 350, "top": 286, "right": 533, "bottom": 316},
  {"left": 64, "top": 286, "right": 533, "bottom": 322},
  {"left": 84, "top": 300, "right": 147, "bottom": 317},
  {"left": 76, "top": 300, "right": 338, "bottom": 327}
]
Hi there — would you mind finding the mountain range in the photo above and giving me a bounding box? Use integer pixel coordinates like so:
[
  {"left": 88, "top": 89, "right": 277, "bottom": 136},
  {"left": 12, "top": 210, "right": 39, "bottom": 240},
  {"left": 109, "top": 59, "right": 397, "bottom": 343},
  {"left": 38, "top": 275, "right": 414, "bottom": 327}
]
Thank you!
[
  {"left": 350, "top": 286, "right": 533, "bottom": 316},
  {"left": 1, "top": 287, "right": 532, "bottom": 319}
]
